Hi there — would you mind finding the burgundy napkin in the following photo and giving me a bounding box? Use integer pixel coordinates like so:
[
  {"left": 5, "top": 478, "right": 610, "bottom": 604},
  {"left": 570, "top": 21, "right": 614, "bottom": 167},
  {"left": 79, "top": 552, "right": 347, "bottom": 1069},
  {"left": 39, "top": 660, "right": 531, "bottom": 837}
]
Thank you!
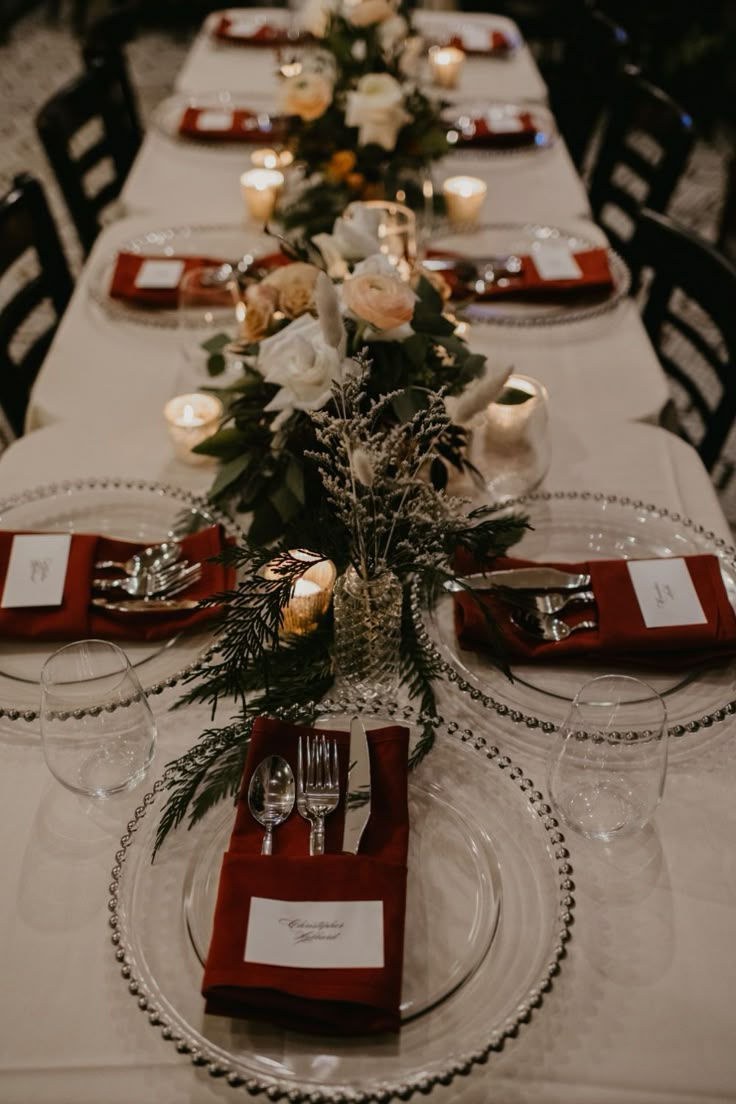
[
  {"left": 447, "top": 29, "right": 514, "bottom": 55},
  {"left": 426, "top": 247, "right": 614, "bottom": 301},
  {"left": 178, "top": 106, "right": 286, "bottom": 143},
  {"left": 213, "top": 15, "right": 307, "bottom": 45},
  {"left": 108, "top": 252, "right": 228, "bottom": 309},
  {"left": 0, "top": 525, "right": 234, "bottom": 643},
  {"left": 452, "top": 111, "right": 538, "bottom": 150},
  {"left": 202, "top": 716, "right": 410, "bottom": 1035},
  {"left": 453, "top": 551, "right": 736, "bottom": 668}
]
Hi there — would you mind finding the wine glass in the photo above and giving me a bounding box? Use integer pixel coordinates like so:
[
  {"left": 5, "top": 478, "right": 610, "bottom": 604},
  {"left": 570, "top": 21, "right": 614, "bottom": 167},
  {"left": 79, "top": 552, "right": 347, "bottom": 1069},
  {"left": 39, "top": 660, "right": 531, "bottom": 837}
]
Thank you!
[
  {"left": 548, "top": 675, "right": 668, "bottom": 842},
  {"left": 40, "top": 640, "right": 157, "bottom": 798},
  {"left": 177, "top": 264, "right": 239, "bottom": 385}
]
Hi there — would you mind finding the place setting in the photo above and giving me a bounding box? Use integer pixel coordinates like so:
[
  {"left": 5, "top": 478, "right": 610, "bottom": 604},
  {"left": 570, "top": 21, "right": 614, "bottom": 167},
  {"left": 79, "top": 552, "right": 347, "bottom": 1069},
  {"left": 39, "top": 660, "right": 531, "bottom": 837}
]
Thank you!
[
  {"left": 152, "top": 91, "right": 287, "bottom": 149},
  {"left": 206, "top": 7, "right": 307, "bottom": 48},
  {"left": 444, "top": 101, "right": 557, "bottom": 155}
]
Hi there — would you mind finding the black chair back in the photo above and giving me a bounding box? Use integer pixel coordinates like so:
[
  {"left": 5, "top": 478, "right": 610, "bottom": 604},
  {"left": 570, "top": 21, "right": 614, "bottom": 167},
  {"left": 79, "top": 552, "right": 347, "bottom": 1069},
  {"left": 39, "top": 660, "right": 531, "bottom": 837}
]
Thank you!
[
  {"left": 588, "top": 65, "right": 696, "bottom": 259},
  {"left": 630, "top": 208, "right": 736, "bottom": 475},
  {"left": 717, "top": 152, "right": 736, "bottom": 267},
  {"left": 36, "top": 54, "right": 141, "bottom": 256},
  {"left": 548, "top": 6, "right": 631, "bottom": 169},
  {"left": 0, "top": 174, "right": 73, "bottom": 436},
  {"left": 82, "top": 5, "right": 142, "bottom": 140}
]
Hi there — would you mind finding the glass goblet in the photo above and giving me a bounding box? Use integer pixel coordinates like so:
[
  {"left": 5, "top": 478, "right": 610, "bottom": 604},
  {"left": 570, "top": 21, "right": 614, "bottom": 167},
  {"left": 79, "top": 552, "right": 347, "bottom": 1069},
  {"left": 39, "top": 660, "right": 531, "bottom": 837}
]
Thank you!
[
  {"left": 40, "top": 640, "right": 157, "bottom": 798},
  {"left": 548, "top": 674, "right": 668, "bottom": 842},
  {"left": 177, "top": 264, "right": 239, "bottom": 384}
]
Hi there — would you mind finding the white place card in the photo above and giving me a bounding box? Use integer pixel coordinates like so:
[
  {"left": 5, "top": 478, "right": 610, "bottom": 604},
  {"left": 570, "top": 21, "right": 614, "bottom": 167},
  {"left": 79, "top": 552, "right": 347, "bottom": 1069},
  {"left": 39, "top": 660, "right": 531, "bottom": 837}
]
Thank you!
[
  {"left": 244, "top": 897, "right": 384, "bottom": 969},
  {"left": 1, "top": 534, "right": 71, "bottom": 608},
  {"left": 134, "top": 259, "right": 185, "bottom": 290},
  {"left": 194, "top": 110, "right": 234, "bottom": 132},
  {"left": 627, "top": 558, "right": 707, "bottom": 628},
  {"left": 228, "top": 17, "right": 264, "bottom": 36},
  {"left": 485, "top": 110, "right": 523, "bottom": 133},
  {"left": 530, "top": 241, "right": 583, "bottom": 281},
  {"left": 461, "top": 25, "right": 493, "bottom": 51}
]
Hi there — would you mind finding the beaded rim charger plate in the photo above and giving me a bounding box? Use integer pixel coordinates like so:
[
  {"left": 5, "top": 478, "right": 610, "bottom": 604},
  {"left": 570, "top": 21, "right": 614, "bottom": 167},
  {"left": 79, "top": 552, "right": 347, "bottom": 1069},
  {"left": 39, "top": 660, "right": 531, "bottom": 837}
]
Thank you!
[
  {"left": 416, "top": 490, "right": 736, "bottom": 762},
  {"left": 109, "top": 699, "right": 574, "bottom": 1102},
  {"left": 0, "top": 478, "right": 243, "bottom": 721}
]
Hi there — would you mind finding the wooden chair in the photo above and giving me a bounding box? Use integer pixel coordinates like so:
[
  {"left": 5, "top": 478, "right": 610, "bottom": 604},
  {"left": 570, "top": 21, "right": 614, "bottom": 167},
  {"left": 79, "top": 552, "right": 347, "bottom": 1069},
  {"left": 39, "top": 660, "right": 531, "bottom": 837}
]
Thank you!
[
  {"left": 35, "top": 52, "right": 141, "bottom": 257},
  {"left": 588, "top": 65, "right": 696, "bottom": 259},
  {"left": 629, "top": 208, "right": 736, "bottom": 477},
  {"left": 0, "top": 174, "right": 73, "bottom": 437}
]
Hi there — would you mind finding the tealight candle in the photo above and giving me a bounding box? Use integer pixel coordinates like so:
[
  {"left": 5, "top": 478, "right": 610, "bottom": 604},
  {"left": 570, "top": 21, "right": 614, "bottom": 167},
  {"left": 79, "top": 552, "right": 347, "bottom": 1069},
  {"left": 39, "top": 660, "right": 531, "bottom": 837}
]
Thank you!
[
  {"left": 240, "top": 168, "right": 284, "bottom": 223},
  {"left": 442, "top": 175, "right": 487, "bottom": 226},
  {"left": 428, "top": 45, "right": 465, "bottom": 89},
  {"left": 163, "top": 392, "right": 223, "bottom": 465},
  {"left": 250, "top": 147, "right": 294, "bottom": 170},
  {"left": 261, "top": 550, "right": 337, "bottom": 635}
]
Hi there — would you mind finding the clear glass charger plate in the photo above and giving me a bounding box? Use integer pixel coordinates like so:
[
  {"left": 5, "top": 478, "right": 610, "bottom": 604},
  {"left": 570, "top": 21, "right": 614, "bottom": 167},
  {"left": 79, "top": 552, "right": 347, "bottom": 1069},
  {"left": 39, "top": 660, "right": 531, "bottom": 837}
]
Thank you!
[
  {"left": 428, "top": 222, "right": 630, "bottom": 327},
  {"left": 109, "top": 699, "right": 573, "bottom": 1101},
  {"left": 415, "top": 490, "right": 736, "bottom": 763},
  {"left": 151, "top": 90, "right": 281, "bottom": 151},
  {"left": 0, "top": 478, "right": 243, "bottom": 721},
  {"left": 444, "top": 101, "right": 557, "bottom": 156},
  {"left": 88, "top": 224, "right": 276, "bottom": 329}
]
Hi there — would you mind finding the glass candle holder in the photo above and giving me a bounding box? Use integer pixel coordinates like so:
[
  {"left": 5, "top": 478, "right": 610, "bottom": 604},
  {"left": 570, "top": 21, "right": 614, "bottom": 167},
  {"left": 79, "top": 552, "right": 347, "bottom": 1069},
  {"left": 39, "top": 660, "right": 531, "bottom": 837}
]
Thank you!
[
  {"left": 163, "top": 392, "right": 223, "bottom": 465},
  {"left": 482, "top": 374, "right": 550, "bottom": 501},
  {"left": 240, "top": 168, "right": 284, "bottom": 222},
  {"left": 344, "top": 199, "right": 417, "bottom": 279},
  {"left": 428, "top": 45, "right": 465, "bottom": 89},
  {"left": 261, "top": 550, "right": 336, "bottom": 636},
  {"left": 442, "top": 176, "right": 487, "bottom": 226}
]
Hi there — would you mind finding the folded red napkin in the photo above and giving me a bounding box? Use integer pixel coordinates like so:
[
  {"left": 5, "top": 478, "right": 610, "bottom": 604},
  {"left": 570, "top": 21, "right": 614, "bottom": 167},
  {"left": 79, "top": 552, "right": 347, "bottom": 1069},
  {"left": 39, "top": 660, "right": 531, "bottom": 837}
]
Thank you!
[
  {"left": 453, "top": 552, "right": 736, "bottom": 668},
  {"left": 213, "top": 15, "right": 306, "bottom": 45},
  {"left": 108, "top": 252, "right": 228, "bottom": 309},
  {"left": 426, "top": 247, "right": 614, "bottom": 301},
  {"left": 447, "top": 29, "right": 514, "bottom": 55},
  {"left": 453, "top": 111, "right": 538, "bottom": 149},
  {"left": 0, "top": 525, "right": 234, "bottom": 643},
  {"left": 178, "top": 106, "right": 285, "bottom": 143},
  {"left": 202, "top": 716, "right": 410, "bottom": 1035}
]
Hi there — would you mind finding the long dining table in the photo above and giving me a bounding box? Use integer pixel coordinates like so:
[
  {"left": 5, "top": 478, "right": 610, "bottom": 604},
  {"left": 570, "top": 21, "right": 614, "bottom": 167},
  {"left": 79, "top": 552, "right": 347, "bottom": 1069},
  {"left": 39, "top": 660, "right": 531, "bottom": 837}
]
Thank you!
[{"left": 2, "top": 9, "right": 736, "bottom": 1103}]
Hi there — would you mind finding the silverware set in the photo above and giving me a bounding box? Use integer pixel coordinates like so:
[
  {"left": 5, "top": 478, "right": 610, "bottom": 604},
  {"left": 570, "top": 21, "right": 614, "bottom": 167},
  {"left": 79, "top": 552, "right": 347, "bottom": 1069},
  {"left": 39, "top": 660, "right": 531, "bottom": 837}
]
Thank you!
[
  {"left": 249, "top": 719, "right": 372, "bottom": 856},
  {"left": 423, "top": 254, "right": 524, "bottom": 294},
  {"left": 92, "top": 539, "right": 203, "bottom": 613},
  {"left": 446, "top": 566, "right": 599, "bottom": 642}
]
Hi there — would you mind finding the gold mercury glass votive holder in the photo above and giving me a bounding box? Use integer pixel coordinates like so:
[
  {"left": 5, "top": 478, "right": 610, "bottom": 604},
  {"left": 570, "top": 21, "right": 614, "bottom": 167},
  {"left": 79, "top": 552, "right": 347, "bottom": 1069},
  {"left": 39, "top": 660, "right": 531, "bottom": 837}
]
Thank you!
[
  {"left": 428, "top": 45, "right": 465, "bottom": 89},
  {"left": 442, "top": 175, "right": 487, "bottom": 226},
  {"left": 260, "top": 550, "right": 337, "bottom": 636},
  {"left": 163, "top": 392, "right": 223, "bottom": 465},
  {"left": 344, "top": 199, "right": 417, "bottom": 279},
  {"left": 240, "top": 168, "right": 285, "bottom": 222}
]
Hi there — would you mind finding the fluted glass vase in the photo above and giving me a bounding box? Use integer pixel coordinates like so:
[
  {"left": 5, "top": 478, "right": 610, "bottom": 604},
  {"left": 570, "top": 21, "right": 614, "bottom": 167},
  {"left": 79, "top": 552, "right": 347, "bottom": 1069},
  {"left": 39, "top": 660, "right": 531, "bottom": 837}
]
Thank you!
[{"left": 333, "top": 566, "right": 403, "bottom": 699}]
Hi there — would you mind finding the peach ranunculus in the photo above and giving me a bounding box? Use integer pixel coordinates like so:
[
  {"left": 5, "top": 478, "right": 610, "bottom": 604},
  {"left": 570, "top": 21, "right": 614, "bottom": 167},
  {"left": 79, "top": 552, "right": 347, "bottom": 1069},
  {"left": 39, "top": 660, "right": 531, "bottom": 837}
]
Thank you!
[
  {"left": 280, "top": 72, "right": 333, "bottom": 122},
  {"left": 242, "top": 283, "right": 279, "bottom": 343},
  {"left": 342, "top": 272, "right": 415, "bottom": 330},
  {"left": 345, "top": 0, "right": 395, "bottom": 27},
  {"left": 261, "top": 262, "right": 321, "bottom": 318},
  {"left": 345, "top": 72, "right": 411, "bottom": 151}
]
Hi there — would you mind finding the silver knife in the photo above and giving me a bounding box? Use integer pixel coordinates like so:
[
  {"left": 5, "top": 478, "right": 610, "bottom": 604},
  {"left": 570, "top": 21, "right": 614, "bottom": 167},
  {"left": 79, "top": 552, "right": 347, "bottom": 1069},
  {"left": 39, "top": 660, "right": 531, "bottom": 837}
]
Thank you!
[
  {"left": 445, "top": 567, "right": 591, "bottom": 592},
  {"left": 91, "top": 597, "right": 201, "bottom": 614},
  {"left": 343, "top": 717, "right": 372, "bottom": 854}
]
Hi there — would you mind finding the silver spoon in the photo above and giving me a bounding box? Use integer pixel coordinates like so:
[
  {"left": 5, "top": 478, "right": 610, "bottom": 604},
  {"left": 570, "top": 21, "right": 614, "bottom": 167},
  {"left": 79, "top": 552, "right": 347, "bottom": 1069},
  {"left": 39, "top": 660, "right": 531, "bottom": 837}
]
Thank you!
[
  {"left": 511, "top": 609, "right": 598, "bottom": 642},
  {"left": 95, "top": 540, "right": 182, "bottom": 575},
  {"left": 248, "top": 755, "right": 296, "bottom": 855}
]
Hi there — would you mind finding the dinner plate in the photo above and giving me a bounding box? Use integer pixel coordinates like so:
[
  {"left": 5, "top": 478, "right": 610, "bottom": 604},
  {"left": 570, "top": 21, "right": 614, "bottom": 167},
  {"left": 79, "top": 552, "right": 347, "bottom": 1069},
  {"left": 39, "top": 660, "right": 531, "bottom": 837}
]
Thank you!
[
  {"left": 415, "top": 11, "right": 522, "bottom": 56},
  {"left": 87, "top": 224, "right": 276, "bottom": 329},
  {"left": 428, "top": 222, "right": 630, "bottom": 326},
  {"left": 0, "top": 478, "right": 244, "bottom": 721},
  {"left": 416, "top": 490, "right": 736, "bottom": 762},
  {"left": 109, "top": 699, "right": 573, "bottom": 1101},
  {"left": 444, "top": 101, "right": 557, "bottom": 155},
  {"left": 151, "top": 90, "right": 281, "bottom": 149}
]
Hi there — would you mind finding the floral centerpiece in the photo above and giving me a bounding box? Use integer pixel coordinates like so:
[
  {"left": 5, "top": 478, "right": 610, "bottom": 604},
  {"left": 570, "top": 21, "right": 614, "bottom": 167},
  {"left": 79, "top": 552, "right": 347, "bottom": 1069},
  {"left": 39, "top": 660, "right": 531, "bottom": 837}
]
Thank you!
[{"left": 275, "top": 0, "right": 449, "bottom": 237}]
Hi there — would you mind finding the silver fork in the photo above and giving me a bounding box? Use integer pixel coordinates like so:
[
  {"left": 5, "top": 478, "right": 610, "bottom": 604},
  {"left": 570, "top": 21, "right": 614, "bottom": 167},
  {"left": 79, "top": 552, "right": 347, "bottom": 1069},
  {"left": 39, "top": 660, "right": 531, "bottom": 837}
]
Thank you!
[
  {"left": 297, "top": 734, "right": 339, "bottom": 856},
  {"left": 92, "top": 561, "right": 202, "bottom": 598}
]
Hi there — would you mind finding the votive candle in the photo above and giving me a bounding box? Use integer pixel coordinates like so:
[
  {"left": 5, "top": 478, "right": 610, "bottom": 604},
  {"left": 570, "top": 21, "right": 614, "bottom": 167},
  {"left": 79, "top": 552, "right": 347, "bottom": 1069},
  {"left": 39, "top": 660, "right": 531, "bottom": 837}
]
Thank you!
[
  {"left": 240, "top": 168, "right": 284, "bottom": 222},
  {"left": 428, "top": 45, "right": 465, "bottom": 89},
  {"left": 261, "top": 550, "right": 337, "bottom": 635},
  {"left": 163, "top": 392, "right": 223, "bottom": 464},
  {"left": 442, "top": 175, "right": 487, "bottom": 226}
]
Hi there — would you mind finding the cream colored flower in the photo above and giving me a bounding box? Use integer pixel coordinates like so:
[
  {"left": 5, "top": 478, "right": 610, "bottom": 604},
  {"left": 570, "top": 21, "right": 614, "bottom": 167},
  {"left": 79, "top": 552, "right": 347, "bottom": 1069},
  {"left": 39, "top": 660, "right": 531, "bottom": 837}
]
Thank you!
[
  {"left": 299, "top": 0, "right": 336, "bottom": 37},
  {"left": 398, "top": 34, "right": 425, "bottom": 78},
  {"left": 260, "top": 315, "right": 344, "bottom": 417},
  {"left": 261, "top": 262, "right": 320, "bottom": 318},
  {"left": 342, "top": 271, "right": 415, "bottom": 330},
  {"left": 242, "top": 283, "right": 279, "bottom": 343},
  {"left": 280, "top": 72, "right": 333, "bottom": 122},
  {"left": 345, "top": 72, "right": 411, "bottom": 150},
  {"left": 378, "top": 13, "right": 407, "bottom": 52},
  {"left": 345, "top": 0, "right": 395, "bottom": 28}
]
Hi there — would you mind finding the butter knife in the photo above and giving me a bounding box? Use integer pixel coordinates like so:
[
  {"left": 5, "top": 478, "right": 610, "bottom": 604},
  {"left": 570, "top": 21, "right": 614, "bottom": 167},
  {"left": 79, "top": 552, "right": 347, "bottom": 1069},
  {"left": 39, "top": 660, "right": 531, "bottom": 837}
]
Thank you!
[
  {"left": 445, "top": 567, "right": 591, "bottom": 592},
  {"left": 343, "top": 717, "right": 372, "bottom": 854}
]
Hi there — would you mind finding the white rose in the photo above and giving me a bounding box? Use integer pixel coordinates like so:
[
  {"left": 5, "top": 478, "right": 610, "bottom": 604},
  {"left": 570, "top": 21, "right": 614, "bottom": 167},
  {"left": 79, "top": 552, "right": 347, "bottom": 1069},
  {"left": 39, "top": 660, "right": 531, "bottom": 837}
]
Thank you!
[
  {"left": 344, "top": 0, "right": 396, "bottom": 27},
  {"left": 378, "top": 14, "right": 407, "bottom": 53},
  {"left": 345, "top": 72, "right": 411, "bottom": 150},
  {"left": 299, "top": 0, "right": 336, "bottom": 37},
  {"left": 260, "top": 315, "right": 344, "bottom": 418},
  {"left": 313, "top": 206, "right": 383, "bottom": 271}
]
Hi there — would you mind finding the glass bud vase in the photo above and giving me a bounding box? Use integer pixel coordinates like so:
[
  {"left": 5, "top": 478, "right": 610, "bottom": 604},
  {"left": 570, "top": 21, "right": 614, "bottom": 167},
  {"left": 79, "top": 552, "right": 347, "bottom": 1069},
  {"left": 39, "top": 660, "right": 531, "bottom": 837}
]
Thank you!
[{"left": 333, "top": 566, "right": 403, "bottom": 699}]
